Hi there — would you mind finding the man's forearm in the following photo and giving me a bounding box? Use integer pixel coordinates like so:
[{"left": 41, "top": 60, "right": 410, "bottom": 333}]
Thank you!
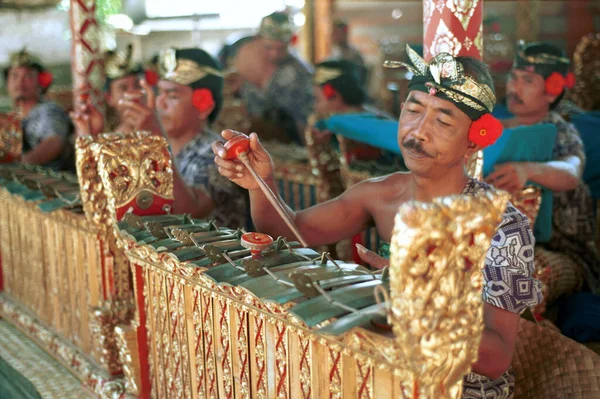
[
  {"left": 527, "top": 159, "right": 581, "bottom": 192},
  {"left": 172, "top": 172, "right": 215, "bottom": 218},
  {"left": 471, "top": 328, "right": 513, "bottom": 380},
  {"left": 22, "top": 135, "right": 64, "bottom": 165}
]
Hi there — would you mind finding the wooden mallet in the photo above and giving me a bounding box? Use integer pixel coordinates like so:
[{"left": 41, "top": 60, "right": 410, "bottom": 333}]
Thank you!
[{"left": 223, "top": 133, "right": 309, "bottom": 247}]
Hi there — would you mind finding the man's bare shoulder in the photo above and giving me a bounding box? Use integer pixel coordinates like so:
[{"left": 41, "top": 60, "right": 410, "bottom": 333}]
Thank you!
[{"left": 347, "top": 171, "right": 412, "bottom": 197}]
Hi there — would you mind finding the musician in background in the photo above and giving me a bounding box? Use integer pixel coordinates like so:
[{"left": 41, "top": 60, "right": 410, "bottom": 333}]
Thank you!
[
  {"left": 214, "top": 48, "right": 541, "bottom": 398},
  {"left": 326, "top": 19, "right": 367, "bottom": 88},
  {"left": 487, "top": 42, "right": 600, "bottom": 301},
  {"left": 234, "top": 11, "right": 313, "bottom": 144},
  {"left": 118, "top": 48, "right": 247, "bottom": 227},
  {"left": 71, "top": 45, "right": 158, "bottom": 136},
  {"left": 4, "top": 50, "right": 73, "bottom": 170},
  {"left": 310, "top": 59, "right": 398, "bottom": 166}
]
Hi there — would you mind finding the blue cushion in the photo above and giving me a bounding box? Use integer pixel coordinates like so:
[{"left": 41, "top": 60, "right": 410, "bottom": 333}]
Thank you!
[
  {"left": 316, "top": 113, "right": 401, "bottom": 155},
  {"left": 491, "top": 103, "right": 514, "bottom": 120},
  {"left": 572, "top": 111, "right": 600, "bottom": 199},
  {"left": 483, "top": 124, "right": 557, "bottom": 243}
]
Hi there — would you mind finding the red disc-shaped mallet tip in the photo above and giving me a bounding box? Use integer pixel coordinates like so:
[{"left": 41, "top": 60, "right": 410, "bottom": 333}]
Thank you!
[
  {"left": 223, "top": 134, "right": 250, "bottom": 160},
  {"left": 241, "top": 232, "right": 274, "bottom": 256}
]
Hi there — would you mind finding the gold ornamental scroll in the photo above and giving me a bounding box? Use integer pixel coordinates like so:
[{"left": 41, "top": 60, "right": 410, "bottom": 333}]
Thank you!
[
  {"left": 69, "top": 0, "right": 105, "bottom": 120},
  {"left": 85, "top": 131, "right": 174, "bottom": 398},
  {"left": 423, "top": 0, "right": 484, "bottom": 61},
  {"left": 389, "top": 191, "right": 509, "bottom": 398}
]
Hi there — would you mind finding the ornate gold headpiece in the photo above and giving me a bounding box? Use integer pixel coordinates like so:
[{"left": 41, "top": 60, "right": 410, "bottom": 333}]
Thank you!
[
  {"left": 9, "top": 49, "right": 42, "bottom": 69},
  {"left": 313, "top": 66, "right": 343, "bottom": 85},
  {"left": 384, "top": 45, "right": 496, "bottom": 118},
  {"left": 513, "top": 41, "right": 570, "bottom": 79},
  {"left": 258, "top": 12, "right": 294, "bottom": 42},
  {"left": 104, "top": 45, "right": 140, "bottom": 80},
  {"left": 158, "top": 48, "right": 223, "bottom": 87}
]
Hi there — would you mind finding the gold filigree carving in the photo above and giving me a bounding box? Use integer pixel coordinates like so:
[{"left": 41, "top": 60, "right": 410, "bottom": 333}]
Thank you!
[
  {"left": 329, "top": 346, "right": 343, "bottom": 399},
  {"left": 511, "top": 186, "right": 542, "bottom": 228},
  {"left": 93, "top": 132, "right": 174, "bottom": 221},
  {"left": 388, "top": 191, "right": 509, "bottom": 398},
  {"left": 252, "top": 314, "right": 268, "bottom": 398},
  {"left": 91, "top": 302, "right": 135, "bottom": 375},
  {"left": 114, "top": 324, "right": 141, "bottom": 395},
  {"left": 0, "top": 112, "right": 23, "bottom": 162}
]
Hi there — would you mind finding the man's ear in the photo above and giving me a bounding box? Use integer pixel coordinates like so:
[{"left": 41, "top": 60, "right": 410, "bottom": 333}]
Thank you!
[
  {"left": 465, "top": 140, "right": 481, "bottom": 159},
  {"left": 544, "top": 91, "right": 560, "bottom": 107},
  {"left": 197, "top": 102, "right": 216, "bottom": 121}
]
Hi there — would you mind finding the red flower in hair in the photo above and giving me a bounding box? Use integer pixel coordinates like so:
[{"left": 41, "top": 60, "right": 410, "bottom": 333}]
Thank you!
[
  {"left": 145, "top": 70, "right": 159, "bottom": 86},
  {"left": 545, "top": 72, "right": 566, "bottom": 96},
  {"left": 290, "top": 34, "right": 298, "bottom": 46},
  {"left": 38, "top": 71, "right": 53, "bottom": 89},
  {"left": 468, "top": 114, "right": 503, "bottom": 148},
  {"left": 323, "top": 83, "right": 336, "bottom": 99},
  {"left": 192, "top": 88, "right": 215, "bottom": 113},
  {"left": 565, "top": 72, "right": 576, "bottom": 89}
]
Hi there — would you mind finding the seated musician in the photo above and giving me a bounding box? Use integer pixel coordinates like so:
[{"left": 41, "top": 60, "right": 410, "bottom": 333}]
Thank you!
[
  {"left": 487, "top": 42, "right": 600, "bottom": 301},
  {"left": 4, "top": 49, "right": 73, "bottom": 170},
  {"left": 234, "top": 11, "right": 313, "bottom": 144},
  {"left": 312, "top": 59, "right": 397, "bottom": 163},
  {"left": 71, "top": 44, "right": 155, "bottom": 136},
  {"left": 117, "top": 48, "right": 247, "bottom": 227},
  {"left": 214, "top": 47, "right": 542, "bottom": 397}
]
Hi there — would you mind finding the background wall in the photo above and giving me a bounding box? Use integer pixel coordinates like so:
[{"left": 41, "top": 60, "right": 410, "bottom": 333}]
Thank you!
[{"left": 0, "top": 0, "right": 598, "bottom": 109}]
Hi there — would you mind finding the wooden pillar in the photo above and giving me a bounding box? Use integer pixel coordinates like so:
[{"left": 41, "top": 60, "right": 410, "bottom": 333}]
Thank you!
[
  {"left": 69, "top": 0, "right": 105, "bottom": 119},
  {"left": 566, "top": 0, "right": 595, "bottom": 57},
  {"left": 516, "top": 0, "right": 540, "bottom": 43},
  {"left": 423, "top": 0, "right": 484, "bottom": 61},
  {"left": 313, "top": 0, "right": 335, "bottom": 63},
  {"left": 302, "top": 0, "right": 315, "bottom": 64}
]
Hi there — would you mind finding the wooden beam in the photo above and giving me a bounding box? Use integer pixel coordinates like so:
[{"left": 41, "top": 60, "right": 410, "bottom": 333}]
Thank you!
[
  {"left": 566, "top": 0, "right": 595, "bottom": 57},
  {"left": 313, "top": 0, "right": 335, "bottom": 63}
]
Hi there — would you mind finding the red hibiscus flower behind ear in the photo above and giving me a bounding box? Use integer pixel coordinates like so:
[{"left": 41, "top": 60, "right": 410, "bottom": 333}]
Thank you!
[
  {"left": 38, "top": 71, "right": 53, "bottom": 89},
  {"left": 545, "top": 72, "right": 566, "bottom": 96},
  {"left": 290, "top": 34, "right": 298, "bottom": 46},
  {"left": 145, "top": 70, "right": 159, "bottom": 86},
  {"left": 468, "top": 114, "right": 503, "bottom": 148},
  {"left": 192, "top": 88, "right": 215, "bottom": 113},
  {"left": 323, "top": 83, "right": 337, "bottom": 99},
  {"left": 565, "top": 72, "right": 576, "bottom": 89}
]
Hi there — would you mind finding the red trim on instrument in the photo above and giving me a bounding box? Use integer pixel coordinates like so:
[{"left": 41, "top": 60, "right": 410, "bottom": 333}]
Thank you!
[
  {"left": 135, "top": 264, "right": 152, "bottom": 399},
  {"left": 351, "top": 234, "right": 363, "bottom": 265},
  {"left": 99, "top": 239, "right": 107, "bottom": 301},
  {"left": 115, "top": 196, "right": 174, "bottom": 221}
]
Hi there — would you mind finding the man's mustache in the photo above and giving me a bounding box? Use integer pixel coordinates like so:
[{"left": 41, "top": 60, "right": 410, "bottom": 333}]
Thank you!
[
  {"left": 402, "top": 138, "right": 432, "bottom": 158},
  {"left": 507, "top": 93, "right": 523, "bottom": 104}
]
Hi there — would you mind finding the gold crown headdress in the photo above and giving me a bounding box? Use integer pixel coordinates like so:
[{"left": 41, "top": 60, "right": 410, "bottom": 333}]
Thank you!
[
  {"left": 258, "top": 12, "right": 294, "bottom": 42},
  {"left": 104, "top": 44, "right": 140, "bottom": 80},
  {"left": 158, "top": 48, "right": 223, "bottom": 87},
  {"left": 9, "top": 49, "right": 42, "bottom": 70},
  {"left": 384, "top": 45, "right": 496, "bottom": 119},
  {"left": 313, "top": 66, "right": 343, "bottom": 85}
]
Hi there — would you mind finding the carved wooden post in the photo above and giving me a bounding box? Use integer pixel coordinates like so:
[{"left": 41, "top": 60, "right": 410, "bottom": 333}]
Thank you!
[
  {"left": 516, "top": 0, "right": 540, "bottom": 43},
  {"left": 69, "top": 0, "right": 105, "bottom": 121},
  {"left": 423, "top": 0, "right": 484, "bottom": 61}
]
